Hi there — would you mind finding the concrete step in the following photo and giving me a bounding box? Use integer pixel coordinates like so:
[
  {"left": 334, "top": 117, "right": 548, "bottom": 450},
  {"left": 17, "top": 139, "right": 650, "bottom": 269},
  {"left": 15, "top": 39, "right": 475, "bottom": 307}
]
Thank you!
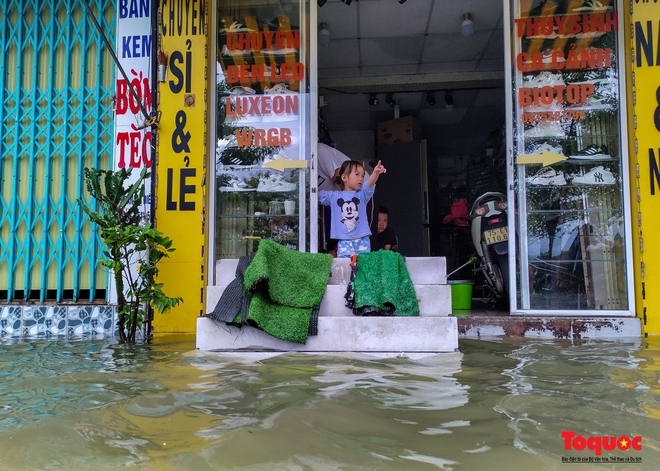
[
  {"left": 197, "top": 316, "right": 458, "bottom": 353},
  {"left": 214, "top": 256, "right": 447, "bottom": 287},
  {"left": 327, "top": 257, "right": 446, "bottom": 285},
  {"left": 207, "top": 284, "right": 451, "bottom": 317}
]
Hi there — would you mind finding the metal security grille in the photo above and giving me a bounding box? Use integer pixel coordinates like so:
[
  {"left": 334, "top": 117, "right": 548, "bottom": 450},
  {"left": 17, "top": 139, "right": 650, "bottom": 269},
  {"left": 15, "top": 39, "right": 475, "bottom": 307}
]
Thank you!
[{"left": 0, "top": 0, "right": 115, "bottom": 302}]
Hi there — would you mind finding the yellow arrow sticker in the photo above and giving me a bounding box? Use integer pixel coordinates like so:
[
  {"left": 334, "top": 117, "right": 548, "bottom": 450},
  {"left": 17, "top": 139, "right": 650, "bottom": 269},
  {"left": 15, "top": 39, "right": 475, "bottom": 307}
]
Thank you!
[
  {"left": 517, "top": 151, "right": 567, "bottom": 167},
  {"left": 262, "top": 157, "right": 308, "bottom": 172}
]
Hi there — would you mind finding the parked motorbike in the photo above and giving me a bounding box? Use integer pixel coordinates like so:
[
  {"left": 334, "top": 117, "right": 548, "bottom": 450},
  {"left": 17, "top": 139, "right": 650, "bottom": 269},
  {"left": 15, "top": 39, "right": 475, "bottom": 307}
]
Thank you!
[{"left": 469, "top": 192, "right": 509, "bottom": 300}]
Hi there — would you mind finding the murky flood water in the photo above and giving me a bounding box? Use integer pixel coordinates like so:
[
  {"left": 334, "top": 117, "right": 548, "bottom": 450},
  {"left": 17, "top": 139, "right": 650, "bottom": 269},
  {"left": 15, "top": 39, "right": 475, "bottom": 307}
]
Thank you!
[{"left": 0, "top": 336, "right": 659, "bottom": 470}]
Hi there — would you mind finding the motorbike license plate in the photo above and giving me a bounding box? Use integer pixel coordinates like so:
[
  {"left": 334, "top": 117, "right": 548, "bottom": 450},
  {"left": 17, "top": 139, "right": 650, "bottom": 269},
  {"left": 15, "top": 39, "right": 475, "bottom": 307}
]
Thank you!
[{"left": 484, "top": 227, "right": 508, "bottom": 245}]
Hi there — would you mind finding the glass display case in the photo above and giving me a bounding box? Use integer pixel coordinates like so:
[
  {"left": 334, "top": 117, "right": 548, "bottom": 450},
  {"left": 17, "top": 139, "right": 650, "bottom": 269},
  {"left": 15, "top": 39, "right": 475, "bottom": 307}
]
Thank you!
[
  {"left": 213, "top": 0, "right": 310, "bottom": 261},
  {"left": 508, "top": 0, "right": 632, "bottom": 312}
]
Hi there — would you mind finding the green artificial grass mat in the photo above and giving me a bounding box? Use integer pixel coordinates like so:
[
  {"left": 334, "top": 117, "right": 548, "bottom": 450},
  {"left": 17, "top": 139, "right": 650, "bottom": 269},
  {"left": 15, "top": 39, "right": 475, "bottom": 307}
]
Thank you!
[
  {"left": 241, "top": 240, "right": 333, "bottom": 343},
  {"left": 353, "top": 250, "right": 420, "bottom": 316}
]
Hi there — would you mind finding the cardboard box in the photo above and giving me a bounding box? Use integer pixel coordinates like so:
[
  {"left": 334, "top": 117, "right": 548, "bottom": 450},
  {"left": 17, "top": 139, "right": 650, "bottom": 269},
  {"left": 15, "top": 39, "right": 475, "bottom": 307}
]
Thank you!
[{"left": 377, "top": 116, "right": 422, "bottom": 145}]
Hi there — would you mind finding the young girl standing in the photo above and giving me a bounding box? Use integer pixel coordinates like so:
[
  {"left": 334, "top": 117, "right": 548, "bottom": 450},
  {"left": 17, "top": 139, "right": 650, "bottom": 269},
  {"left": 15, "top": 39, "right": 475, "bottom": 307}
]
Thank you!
[{"left": 319, "top": 159, "right": 386, "bottom": 258}]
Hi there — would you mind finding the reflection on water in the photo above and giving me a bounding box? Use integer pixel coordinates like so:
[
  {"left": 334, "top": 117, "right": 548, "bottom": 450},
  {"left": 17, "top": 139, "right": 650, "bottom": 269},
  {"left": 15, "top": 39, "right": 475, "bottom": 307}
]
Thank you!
[{"left": 0, "top": 337, "right": 659, "bottom": 470}]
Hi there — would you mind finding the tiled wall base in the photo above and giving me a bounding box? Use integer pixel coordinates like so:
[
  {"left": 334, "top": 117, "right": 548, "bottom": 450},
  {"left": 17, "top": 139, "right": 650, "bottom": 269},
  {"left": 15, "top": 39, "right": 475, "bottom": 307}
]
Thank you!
[{"left": 0, "top": 305, "right": 144, "bottom": 341}]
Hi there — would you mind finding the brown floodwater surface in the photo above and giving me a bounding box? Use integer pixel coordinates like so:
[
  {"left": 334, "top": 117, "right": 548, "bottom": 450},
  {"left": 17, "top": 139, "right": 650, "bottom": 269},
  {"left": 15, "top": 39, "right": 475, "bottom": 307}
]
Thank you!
[{"left": 0, "top": 336, "right": 658, "bottom": 470}]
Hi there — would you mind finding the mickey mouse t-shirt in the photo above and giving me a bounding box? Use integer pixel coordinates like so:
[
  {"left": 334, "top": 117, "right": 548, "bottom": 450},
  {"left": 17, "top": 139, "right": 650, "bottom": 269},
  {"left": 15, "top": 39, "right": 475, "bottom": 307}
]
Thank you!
[{"left": 319, "top": 183, "right": 375, "bottom": 240}]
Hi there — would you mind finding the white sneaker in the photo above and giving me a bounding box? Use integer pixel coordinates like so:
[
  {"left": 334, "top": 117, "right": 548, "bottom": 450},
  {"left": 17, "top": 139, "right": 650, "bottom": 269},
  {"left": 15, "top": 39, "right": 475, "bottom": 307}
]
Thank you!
[
  {"left": 264, "top": 83, "right": 296, "bottom": 94},
  {"left": 526, "top": 142, "right": 566, "bottom": 157},
  {"left": 226, "top": 86, "right": 256, "bottom": 96},
  {"left": 572, "top": 0, "right": 611, "bottom": 12},
  {"left": 571, "top": 166, "right": 615, "bottom": 185},
  {"left": 525, "top": 122, "right": 566, "bottom": 138},
  {"left": 261, "top": 47, "right": 297, "bottom": 56},
  {"left": 218, "top": 175, "right": 256, "bottom": 192},
  {"left": 257, "top": 174, "right": 297, "bottom": 192},
  {"left": 219, "top": 18, "right": 255, "bottom": 33},
  {"left": 522, "top": 71, "right": 566, "bottom": 88},
  {"left": 221, "top": 44, "right": 250, "bottom": 58},
  {"left": 526, "top": 167, "right": 567, "bottom": 186}
]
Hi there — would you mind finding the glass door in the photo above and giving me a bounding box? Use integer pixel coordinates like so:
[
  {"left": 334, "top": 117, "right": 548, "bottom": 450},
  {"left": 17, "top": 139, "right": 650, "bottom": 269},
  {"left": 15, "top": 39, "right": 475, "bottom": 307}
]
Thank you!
[
  {"left": 505, "top": 0, "right": 634, "bottom": 314},
  {"left": 212, "top": 0, "right": 312, "bottom": 263}
]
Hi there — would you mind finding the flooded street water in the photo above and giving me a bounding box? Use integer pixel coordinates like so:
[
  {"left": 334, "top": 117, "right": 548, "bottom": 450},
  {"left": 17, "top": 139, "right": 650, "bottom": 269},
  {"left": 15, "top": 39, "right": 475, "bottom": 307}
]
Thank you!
[{"left": 0, "top": 336, "right": 659, "bottom": 470}]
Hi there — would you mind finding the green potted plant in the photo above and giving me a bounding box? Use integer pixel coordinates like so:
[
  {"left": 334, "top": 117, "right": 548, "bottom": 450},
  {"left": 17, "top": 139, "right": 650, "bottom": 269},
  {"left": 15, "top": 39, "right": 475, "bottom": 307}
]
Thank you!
[{"left": 78, "top": 167, "right": 182, "bottom": 342}]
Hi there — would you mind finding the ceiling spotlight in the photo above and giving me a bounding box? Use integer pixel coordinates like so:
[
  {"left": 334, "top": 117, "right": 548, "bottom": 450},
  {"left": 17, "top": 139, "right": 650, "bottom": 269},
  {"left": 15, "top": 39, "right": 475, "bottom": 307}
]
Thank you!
[
  {"left": 318, "top": 22, "right": 330, "bottom": 46},
  {"left": 340, "top": 0, "right": 353, "bottom": 5},
  {"left": 385, "top": 93, "right": 396, "bottom": 107},
  {"left": 426, "top": 92, "right": 436, "bottom": 106},
  {"left": 368, "top": 94, "right": 379, "bottom": 106},
  {"left": 461, "top": 13, "right": 474, "bottom": 36},
  {"left": 445, "top": 92, "right": 454, "bottom": 112},
  {"left": 317, "top": 0, "right": 327, "bottom": 7}
]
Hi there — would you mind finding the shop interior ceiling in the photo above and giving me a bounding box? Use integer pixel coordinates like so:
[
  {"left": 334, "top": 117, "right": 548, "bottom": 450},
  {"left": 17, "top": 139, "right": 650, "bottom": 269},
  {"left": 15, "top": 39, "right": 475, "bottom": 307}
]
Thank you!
[{"left": 316, "top": 0, "right": 505, "bottom": 132}]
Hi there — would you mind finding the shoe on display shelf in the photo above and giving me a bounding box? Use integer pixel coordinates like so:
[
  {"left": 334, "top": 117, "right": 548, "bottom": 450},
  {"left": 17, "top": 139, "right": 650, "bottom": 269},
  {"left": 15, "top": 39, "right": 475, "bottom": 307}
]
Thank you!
[
  {"left": 264, "top": 83, "right": 297, "bottom": 94},
  {"left": 219, "top": 148, "right": 261, "bottom": 170},
  {"left": 221, "top": 44, "right": 253, "bottom": 58},
  {"left": 571, "top": 0, "right": 613, "bottom": 12},
  {"left": 525, "top": 121, "right": 566, "bottom": 138},
  {"left": 526, "top": 167, "right": 568, "bottom": 186},
  {"left": 257, "top": 174, "right": 297, "bottom": 192},
  {"left": 569, "top": 144, "right": 611, "bottom": 160},
  {"left": 524, "top": 102, "right": 564, "bottom": 113},
  {"left": 222, "top": 86, "right": 256, "bottom": 96},
  {"left": 261, "top": 152, "right": 289, "bottom": 167},
  {"left": 568, "top": 94, "right": 614, "bottom": 111},
  {"left": 524, "top": 142, "right": 566, "bottom": 158},
  {"left": 540, "top": 49, "right": 565, "bottom": 64},
  {"left": 571, "top": 166, "right": 615, "bottom": 185},
  {"left": 219, "top": 18, "right": 255, "bottom": 34},
  {"left": 522, "top": 71, "right": 566, "bottom": 88},
  {"left": 261, "top": 16, "right": 299, "bottom": 31},
  {"left": 261, "top": 47, "right": 298, "bottom": 56},
  {"left": 218, "top": 175, "right": 256, "bottom": 192}
]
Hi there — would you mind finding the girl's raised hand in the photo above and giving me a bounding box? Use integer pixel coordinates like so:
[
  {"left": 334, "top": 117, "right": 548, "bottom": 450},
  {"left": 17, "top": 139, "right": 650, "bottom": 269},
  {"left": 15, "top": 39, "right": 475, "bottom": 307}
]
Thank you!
[{"left": 374, "top": 160, "right": 387, "bottom": 174}]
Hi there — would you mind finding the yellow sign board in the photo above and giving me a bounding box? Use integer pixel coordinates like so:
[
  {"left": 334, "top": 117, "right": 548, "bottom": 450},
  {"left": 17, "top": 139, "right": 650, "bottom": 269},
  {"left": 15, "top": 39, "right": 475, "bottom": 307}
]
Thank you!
[
  {"left": 627, "top": 4, "right": 660, "bottom": 335},
  {"left": 154, "top": 1, "right": 208, "bottom": 333}
]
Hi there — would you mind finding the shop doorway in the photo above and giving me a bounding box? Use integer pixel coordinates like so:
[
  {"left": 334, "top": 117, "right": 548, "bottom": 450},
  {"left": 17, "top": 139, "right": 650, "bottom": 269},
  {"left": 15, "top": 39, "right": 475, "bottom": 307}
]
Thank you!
[{"left": 316, "top": 1, "right": 507, "bottom": 303}]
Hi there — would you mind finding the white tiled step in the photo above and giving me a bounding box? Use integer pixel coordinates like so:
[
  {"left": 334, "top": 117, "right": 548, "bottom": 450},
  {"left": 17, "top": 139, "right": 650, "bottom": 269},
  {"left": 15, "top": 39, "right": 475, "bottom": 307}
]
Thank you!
[
  {"left": 319, "top": 285, "right": 451, "bottom": 316},
  {"left": 207, "top": 284, "right": 451, "bottom": 317},
  {"left": 197, "top": 316, "right": 458, "bottom": 353},
  {"left": 214, "top": 256, "right": 447, "bottom": 287}
]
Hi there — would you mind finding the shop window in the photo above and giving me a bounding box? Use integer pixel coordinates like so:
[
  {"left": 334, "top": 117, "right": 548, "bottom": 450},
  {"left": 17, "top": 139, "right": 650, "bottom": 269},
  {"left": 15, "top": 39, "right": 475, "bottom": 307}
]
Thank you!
[{"left": 508, "top": 0, "right": 633, "bottom": 312}]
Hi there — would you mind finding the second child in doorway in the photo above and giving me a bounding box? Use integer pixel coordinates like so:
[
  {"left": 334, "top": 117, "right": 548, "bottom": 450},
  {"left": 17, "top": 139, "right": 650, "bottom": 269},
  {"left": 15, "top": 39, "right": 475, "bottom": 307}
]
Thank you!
[
  {"left": 319, "top": 160, "right": 387, "bottom": 258},
  {"left": 371, "top": 206, "right": 397, "bottom": 251}
]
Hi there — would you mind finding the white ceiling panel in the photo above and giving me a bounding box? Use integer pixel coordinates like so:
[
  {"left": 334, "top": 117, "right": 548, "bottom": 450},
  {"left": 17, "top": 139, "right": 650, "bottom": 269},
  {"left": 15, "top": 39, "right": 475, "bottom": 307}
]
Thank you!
[
  {"left": 360, "top": 64, "right": 420, "bottom": 76},
  {"left": 318, "top": 39, "right": 360, "bottom": 68},
  {"left": 318, "top": 66, "right": 362, "bottom": 79},
  {"left": 472, "top": 88, "right": 506, "bottom": 106},
  {"left": 419, "top": 61, "right": 478, "bottom": 73},
  {"left": 324, "top": 110, "right": 374, "bottom": 130},
  {"left": 360, "top": 36, "right": 426, "bottom": 66},
  {"left": 421, "top": 32, "right": 491, "bottom": 63},
  {"left": 359, "top": 0, "right": 435, "bottom": 38},
  {"left": 317, "top": 2, "right": 359, "bottom": 39},
  {"left": 476, "top": 59, "right": 505, "bottom": 71},
  {"left": 482, "top": 30, "right": 505, "bottom": 59},
  {"left": 419, "top": 107, "right": 468, "bottom": 125},
  {"left": 324, "top": 92, "right": 370, "bottom": 111},
  {"left": 427, "top": 1, "right": 503, "bottom": 34}
]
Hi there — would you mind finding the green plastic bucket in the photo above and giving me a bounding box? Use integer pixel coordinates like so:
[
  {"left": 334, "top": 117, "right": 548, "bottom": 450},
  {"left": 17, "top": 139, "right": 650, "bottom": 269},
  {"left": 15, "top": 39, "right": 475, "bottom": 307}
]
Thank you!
[{"left": 448, "top": 280, "right": 474, "bottom": 310}]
